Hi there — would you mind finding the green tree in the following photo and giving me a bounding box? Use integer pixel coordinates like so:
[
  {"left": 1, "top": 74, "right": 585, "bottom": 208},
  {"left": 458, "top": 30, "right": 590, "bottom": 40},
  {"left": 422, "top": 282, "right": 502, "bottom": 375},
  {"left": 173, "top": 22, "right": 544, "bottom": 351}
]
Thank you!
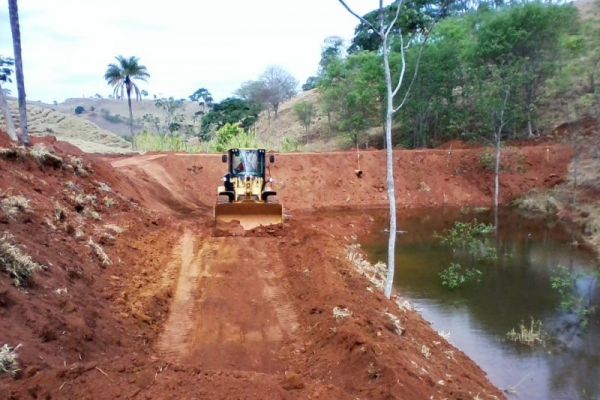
[
  {"left": 104, "top": 55, "right": 150, "bottom": 146},
  {"left": 319, "top": 51, "right": 384, "bottom": 144},
  {"left": 8, "top": 0, "right": 29, "bottom": 145},
  {"left": 319, "top": 36, "right": 345, "bottom": 73},
  {"left": 302, "top": 76, "right": 319, "bottom": 91},
  {"left": 189, "top": 87, "right": 213, "bottom": 115},
  {"left": 154, "top": 97, "right": 185, "bottom": 134},
  {"left": 293, "top": 101, "right": 315, "bottom": 134},
  {"left": 200, "top": 98, "right": 260, "bottom": 140}
]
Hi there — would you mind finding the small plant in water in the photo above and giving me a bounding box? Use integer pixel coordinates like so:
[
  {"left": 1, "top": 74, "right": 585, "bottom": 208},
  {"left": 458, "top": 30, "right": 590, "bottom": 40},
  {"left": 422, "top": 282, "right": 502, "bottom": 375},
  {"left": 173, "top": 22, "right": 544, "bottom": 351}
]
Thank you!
[
  {"left": 506, "top": 318, "right": 545, "bottom": 347},
  {"left": 439, "top": 262, "right": 482, "bottom": 289},
  {"left": 550, "top": 265, "right": 598, "bottom": 328},
  {"left": 437, "top": 220, "right": 496, "bottom": 289},
  {"left": 437, "top": 219, "right": 497, "bottom": 261}
]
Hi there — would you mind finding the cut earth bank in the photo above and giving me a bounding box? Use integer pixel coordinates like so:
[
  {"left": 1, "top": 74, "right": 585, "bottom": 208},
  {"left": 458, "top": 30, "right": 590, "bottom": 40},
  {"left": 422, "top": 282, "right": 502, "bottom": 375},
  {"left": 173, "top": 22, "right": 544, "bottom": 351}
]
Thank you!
[{"left": 0, "top": 136, "right": 572, "bottom": 399}]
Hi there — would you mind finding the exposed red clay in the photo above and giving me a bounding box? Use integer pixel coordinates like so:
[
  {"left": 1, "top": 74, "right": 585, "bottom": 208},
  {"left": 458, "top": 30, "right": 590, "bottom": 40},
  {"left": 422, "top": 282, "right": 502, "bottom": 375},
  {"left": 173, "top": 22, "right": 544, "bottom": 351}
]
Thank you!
[{"left": 0, "top": 135, "right": 572, "bottom": 399}]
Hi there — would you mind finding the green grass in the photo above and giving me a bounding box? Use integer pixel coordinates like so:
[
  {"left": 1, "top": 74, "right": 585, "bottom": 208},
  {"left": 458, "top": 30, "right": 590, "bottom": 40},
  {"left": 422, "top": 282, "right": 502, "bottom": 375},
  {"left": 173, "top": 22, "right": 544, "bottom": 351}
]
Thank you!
[
  {"left": 133, "top": 131, "right": 272, "bottom": 153},
  {"left": 134, "top": 132, "right": 205, "bottom": 153}
]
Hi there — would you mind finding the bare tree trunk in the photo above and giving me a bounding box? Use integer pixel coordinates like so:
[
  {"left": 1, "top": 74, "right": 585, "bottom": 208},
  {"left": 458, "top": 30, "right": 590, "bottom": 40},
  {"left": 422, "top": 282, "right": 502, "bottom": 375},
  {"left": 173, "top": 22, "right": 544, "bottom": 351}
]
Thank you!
[
  {"left": 0, "top": 85, "right": 17, "bottom": 141},
  {"left": 127, "top": 94, "right": 135, "bottom": 150},
  {"left": 494, "top": 90, "right": 510, "bottom": 234},
  {"left": 494, "top": 133, "right": 501, "bottom": 232},
  {"left": 8, "top": 0, "right": 29, "bottom": 146},
  {"left": 382, "top": 34, "right": 397, "bottom": 299}
]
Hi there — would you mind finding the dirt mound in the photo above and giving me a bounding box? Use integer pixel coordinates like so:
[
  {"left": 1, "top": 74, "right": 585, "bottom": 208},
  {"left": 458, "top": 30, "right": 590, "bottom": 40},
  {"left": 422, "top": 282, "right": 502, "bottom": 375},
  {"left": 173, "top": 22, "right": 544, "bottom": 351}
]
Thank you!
[{"left": 109, "top": 144, "right": 573, "bottom": 216}]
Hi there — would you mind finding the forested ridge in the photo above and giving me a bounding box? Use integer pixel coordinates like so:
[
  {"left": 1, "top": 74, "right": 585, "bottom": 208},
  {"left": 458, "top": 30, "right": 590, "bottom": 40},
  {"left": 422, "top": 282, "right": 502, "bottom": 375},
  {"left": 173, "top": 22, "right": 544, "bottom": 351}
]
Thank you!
[{"left": 313, "top": 0, "right": 600, "bottom": 148}]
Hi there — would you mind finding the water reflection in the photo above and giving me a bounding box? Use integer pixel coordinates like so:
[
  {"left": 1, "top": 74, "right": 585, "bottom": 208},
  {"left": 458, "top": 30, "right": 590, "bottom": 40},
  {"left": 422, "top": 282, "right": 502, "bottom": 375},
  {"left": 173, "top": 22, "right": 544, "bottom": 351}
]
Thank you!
[{"left": 363, "top": 208, "right": 600, "bottom": 400}]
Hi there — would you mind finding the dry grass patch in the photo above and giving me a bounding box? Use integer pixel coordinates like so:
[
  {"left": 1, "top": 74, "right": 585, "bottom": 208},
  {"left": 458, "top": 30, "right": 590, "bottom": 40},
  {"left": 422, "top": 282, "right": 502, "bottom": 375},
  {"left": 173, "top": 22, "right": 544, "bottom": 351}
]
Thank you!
[
  {"left": 29, "top": 145, "right": 63, "bottom": 168},
  {"left": 87, "top": 238, "right": 111, "bottom": 267},
  {"left": 346, "top": 243, "right": 387, "bottom": 290},
  {"left": 333, "top": 306, "right": 352, "bottom": 320},
  {"left": 0, "top": 232, "right": 45, "bottom": 286},
  {"left": 506, "top": 319, "right": 545, "bottom": 347},
  {"left": 1, "top": 195, "right": 31, "bottom": 218},
  {"left": 0, "top": 343, "right": 21, "bottom": 377},
  {"left": 68, "top": 156, "right": 89, "bottom": 177},
  {"left": 104, "top": 224, "right": 125, "bottom": 235}
]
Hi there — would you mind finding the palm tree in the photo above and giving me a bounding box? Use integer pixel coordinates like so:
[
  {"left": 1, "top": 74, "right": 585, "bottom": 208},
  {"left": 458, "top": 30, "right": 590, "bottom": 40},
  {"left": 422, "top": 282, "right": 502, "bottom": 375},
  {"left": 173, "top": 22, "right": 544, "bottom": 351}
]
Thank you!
[
  {"left": 8, "top": 0, "right": 29, "bottom": 146},
  {"left": 104, "top": 56, "right": 149, "bottom": 147}
]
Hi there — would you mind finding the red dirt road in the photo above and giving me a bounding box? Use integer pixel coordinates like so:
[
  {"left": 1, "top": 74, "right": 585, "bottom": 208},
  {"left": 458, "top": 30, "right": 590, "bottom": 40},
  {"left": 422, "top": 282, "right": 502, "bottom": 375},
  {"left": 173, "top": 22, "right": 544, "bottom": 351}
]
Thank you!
[{"left": 0, "top": 139, "right": 573, "bottom": 399}]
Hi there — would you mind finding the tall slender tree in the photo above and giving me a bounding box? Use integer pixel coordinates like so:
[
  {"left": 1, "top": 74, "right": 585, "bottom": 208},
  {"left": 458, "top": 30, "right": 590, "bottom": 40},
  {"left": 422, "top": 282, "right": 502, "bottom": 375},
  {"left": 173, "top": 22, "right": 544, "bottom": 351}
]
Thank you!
[
  {"left": 339, "top": 0, "right": 431, "bottom": 298},
  {"left": 104, "top": 56, "right": 150, "bottom": 147},
  {"left": 8, "top": 0, "right": 29, "bottom": 146}
]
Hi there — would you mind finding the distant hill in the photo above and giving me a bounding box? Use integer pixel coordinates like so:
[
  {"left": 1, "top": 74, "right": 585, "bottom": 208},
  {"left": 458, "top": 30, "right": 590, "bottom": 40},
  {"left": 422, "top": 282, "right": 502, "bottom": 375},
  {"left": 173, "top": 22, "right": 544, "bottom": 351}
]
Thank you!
[
  {"left": 254, "top": 90, "right": 345, "bottom": 151},
  {"left": 30, "top": 97, "right": 201, "bottom": 138},
  {"left": 254, "top": 89, "right": 384, "bottom": 151},
  {"left": 1, "top": 100, "right": 132, "bottom": 153}
]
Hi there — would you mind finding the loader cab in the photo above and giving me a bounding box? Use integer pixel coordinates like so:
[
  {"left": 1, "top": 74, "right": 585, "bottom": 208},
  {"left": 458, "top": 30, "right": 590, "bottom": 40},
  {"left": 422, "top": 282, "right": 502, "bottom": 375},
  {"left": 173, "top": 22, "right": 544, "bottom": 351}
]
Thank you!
[{"left": 222, "top": 148, "right": 274, "bottom": 179}]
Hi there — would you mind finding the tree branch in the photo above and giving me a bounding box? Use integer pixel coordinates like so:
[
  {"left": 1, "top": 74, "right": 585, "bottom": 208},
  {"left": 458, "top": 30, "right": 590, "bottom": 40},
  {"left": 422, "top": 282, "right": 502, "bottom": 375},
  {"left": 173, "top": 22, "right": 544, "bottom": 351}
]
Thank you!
[
  {"left": 393, "top": 29, "right": 434, "bottom": 113},
  {"left": 338, "top": 0, "right": 379, "bottom": 36},
  {"left": 392, "top": 31, "right": 407, "bottom": 97},
  {"left": 385, "top": 0, "right": 404, "bottom": 38}
]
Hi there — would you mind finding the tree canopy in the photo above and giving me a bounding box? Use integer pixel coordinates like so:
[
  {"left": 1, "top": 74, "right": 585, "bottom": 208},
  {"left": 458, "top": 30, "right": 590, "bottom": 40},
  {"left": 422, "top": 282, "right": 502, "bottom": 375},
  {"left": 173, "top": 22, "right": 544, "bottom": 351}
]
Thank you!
[{"left": 199, "top": 97, "right": 261, "bottom": 140}]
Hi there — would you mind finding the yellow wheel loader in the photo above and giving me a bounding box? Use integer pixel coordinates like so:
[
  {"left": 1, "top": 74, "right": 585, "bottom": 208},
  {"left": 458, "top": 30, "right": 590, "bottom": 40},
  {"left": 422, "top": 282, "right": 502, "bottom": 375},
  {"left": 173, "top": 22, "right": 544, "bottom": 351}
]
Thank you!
[{"left": 214, "top": 148, "right": 283, "bottom": 230}]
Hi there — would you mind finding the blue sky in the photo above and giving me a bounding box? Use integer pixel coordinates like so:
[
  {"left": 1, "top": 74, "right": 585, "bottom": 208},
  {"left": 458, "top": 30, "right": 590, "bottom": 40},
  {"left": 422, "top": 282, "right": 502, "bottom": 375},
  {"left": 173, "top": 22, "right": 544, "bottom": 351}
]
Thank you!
[{"left": 0, "top": 0, "right": 375, "bottom": 103}]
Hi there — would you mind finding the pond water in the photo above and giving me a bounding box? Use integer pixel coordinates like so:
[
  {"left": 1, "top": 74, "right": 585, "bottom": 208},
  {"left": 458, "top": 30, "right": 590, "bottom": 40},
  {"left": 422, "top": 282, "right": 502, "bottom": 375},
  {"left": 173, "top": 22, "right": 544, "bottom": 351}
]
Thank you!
[{"left": 362, "top": 208, "right": 600, "bottom": 400}]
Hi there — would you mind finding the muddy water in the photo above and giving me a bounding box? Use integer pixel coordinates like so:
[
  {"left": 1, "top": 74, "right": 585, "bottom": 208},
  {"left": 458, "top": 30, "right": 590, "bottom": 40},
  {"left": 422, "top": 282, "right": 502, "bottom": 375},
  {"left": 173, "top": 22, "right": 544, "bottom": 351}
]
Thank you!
[{"left": 363, "top": 208, "right": 600, "bottom": 400}]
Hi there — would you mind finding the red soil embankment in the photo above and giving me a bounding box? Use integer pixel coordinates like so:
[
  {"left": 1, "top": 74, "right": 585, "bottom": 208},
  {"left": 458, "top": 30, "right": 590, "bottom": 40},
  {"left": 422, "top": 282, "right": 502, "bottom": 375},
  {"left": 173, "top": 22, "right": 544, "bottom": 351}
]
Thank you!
[{"left": 110, "top": 144, "right": 572, "bottom": 214}]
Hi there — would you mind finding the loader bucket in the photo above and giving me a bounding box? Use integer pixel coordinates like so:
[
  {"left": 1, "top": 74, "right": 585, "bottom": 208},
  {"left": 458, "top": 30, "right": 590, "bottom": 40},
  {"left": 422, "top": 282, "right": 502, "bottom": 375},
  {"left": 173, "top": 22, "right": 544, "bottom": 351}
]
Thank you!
[{"left": 214, "top": 201, "right": 283, "bottom": 230}]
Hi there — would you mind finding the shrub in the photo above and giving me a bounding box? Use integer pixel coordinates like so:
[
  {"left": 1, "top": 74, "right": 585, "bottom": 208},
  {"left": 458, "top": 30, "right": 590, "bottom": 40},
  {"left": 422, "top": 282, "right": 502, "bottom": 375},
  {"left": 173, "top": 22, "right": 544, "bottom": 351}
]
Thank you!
[
  {"left": 550, "top": 265, "right": 598, "bottom": 327},
  {"left": 439, "top": 262, "right": 482, "bottom": 289},
  {"left": 215, "top": 123, "right": 265, "bottom": 152},
  {"left": 479, "top": 150, "right": 495, "bottom": 171},
  {"left": 437, "top": 219, "right": 497, "bottom": 261},
  {"left": 0, "top": 233, "right": 45, "bottom": 286},
  {"left": 281, "top": 137, "right": 300, "bottom": 152},
  {"left": 74, "top": 105, "right": 85, "bottom": 115}
]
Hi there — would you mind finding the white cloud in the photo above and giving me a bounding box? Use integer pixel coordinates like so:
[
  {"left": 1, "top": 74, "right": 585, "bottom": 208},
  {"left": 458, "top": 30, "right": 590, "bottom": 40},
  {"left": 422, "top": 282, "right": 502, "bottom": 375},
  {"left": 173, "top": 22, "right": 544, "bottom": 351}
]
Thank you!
[{"left": 0, "top": 0, "right": 376, "bottom": 103}]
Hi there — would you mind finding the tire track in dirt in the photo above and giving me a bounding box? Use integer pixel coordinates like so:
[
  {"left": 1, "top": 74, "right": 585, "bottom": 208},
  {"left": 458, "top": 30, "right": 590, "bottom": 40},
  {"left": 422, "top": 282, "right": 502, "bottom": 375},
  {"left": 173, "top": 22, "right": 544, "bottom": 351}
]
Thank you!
[
  {"left": 157, "top": 234, "right": 299, "bottom": 373},
  {"left": 156, "top": 230, "right": 198, "bottom": 359}
]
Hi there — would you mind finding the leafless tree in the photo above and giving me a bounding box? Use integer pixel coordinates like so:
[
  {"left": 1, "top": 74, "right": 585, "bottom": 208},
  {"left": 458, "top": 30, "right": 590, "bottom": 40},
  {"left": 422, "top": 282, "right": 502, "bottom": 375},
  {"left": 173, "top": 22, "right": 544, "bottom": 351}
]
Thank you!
[
  {"left": 338, "top": 0, "right": 427, "bottom": 298},
  {"left": 260, "top": 66, "right": 298, "bottom": 118}
]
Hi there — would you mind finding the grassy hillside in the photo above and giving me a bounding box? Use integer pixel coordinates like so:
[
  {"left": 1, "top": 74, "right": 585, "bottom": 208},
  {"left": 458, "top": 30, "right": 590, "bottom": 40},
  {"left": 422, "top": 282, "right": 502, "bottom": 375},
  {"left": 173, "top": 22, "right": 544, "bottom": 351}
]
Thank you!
[
  {"left": 1, "top": 100, "right": 132, "bottom": 153},
  {"left": 31, "top": 98, "right": 201, "bottom": 138}
]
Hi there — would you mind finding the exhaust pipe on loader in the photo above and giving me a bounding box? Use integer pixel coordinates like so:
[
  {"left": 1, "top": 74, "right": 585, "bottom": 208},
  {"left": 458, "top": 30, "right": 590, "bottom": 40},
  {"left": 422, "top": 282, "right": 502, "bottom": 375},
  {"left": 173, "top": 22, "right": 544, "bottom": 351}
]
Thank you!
[{"left": 214, "top": 148, "right": 283, "bottom": 230}]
